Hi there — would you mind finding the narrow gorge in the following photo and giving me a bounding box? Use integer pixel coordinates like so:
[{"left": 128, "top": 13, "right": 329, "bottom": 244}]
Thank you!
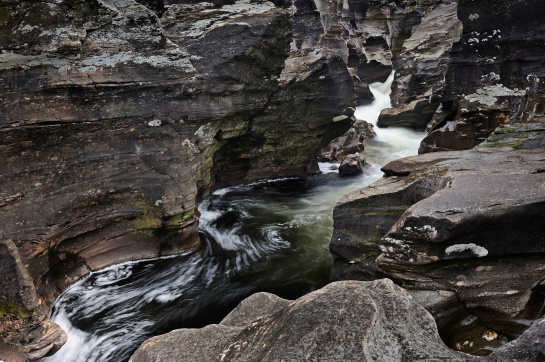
[{"left": 0, "top": 0, "right": 544, "bottom": 361}]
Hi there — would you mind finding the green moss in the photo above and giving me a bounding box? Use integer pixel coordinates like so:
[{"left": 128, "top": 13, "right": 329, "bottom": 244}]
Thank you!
[
  {"left": 0, "top": 301, "right": 32, "bottom": 320},
  {"left": 132, "top": 198, "right": 162, "bottom": 236},
  {"left": 182, "top": 209, "right": 195, "bottom": 221},
  {"left": 163, "top": 209, "right": 196, "bottom": 229},
  {"left": 0, "top": 7, "right": 10, "bottom": 25},
  {"left": 478, "top": 139, "right": 523, "bottom": 149}
]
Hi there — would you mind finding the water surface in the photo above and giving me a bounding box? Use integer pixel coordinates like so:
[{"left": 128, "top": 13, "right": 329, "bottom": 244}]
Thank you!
[{"left": 45, "top": 75, "right": 425, "bottom": 362}]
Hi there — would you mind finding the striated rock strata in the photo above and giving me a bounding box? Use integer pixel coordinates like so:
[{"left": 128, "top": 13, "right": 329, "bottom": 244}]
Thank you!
[
  {"left": 331, "top": 122, "right": 545, "bottom": 352},
  {"left": 0, "top": 0, "right": 357, "bottom": 357}
]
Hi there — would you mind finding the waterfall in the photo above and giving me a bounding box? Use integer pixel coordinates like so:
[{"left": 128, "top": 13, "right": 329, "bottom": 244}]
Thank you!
[{"left": 44, "top": 75, "right": 425, "bottom": 362}]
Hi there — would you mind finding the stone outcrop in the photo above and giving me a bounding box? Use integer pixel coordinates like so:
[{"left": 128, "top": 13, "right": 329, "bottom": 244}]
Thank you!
[
  {"left": 362, "top": 0, "right": 545, "bottom": 152},
  {"left": 0, "top": 0, "right": 358, "bottom": 357},
  {"left": 129, "top": 279, "right": 469, "bottom": 362},
  {"left": 418, "top": 0, "right": 545, "bottom": 153},
  {"left": 331, "top": 122, "right": 545, "bottom": 351},
  {"left": 378, "top": 2, "right": 462, "bottom": 130},
  {"left": 130, "top": 278, "right": 545, "bottom": 361},
  {"left": 0, "top": 239, "right": 66, "bottom": 360}
]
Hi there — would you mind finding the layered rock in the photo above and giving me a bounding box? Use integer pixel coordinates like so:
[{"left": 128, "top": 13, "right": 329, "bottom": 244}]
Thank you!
[
  {"left": 331, "top": 122, "right": 545, "bottom": 350},
  {"left": 0, "top": 0, "right": 357, "bottom": 357},
  {"left": 129, "top": 279, "right": 469, "bottom": 362},
  {"left": 418, "top": 0, "right": 545, "bottom": 152}
]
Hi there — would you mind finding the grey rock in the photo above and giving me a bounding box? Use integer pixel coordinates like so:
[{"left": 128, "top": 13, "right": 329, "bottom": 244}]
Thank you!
[
  {"left": 320, "top": 119, "right": 374, "bottom": 167},
  {"left": 419, "top": 0, "right": 545, "bottom": 153},
  {"left": 338, "top": 153, "right": 366, "bottom": 176},
  {"left": 129, "top": 279, "right": 469, "bottom": 362},
  {"left": 331, "top": 122, "right": 545, "bottom": 339}
]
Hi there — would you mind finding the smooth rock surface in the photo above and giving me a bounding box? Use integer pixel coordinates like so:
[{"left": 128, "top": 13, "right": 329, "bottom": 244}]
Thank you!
[{"left": 130, "top": 279, "right": 469, "bottom": 362}]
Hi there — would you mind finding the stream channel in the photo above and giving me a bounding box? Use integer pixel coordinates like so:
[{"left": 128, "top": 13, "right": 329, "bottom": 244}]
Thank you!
[{"left": 44, "top": 74, "right": 425, "bottom": 362}]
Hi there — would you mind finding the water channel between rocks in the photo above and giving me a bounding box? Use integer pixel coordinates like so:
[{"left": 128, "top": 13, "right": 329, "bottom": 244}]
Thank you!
[{"left": 44, "top": 74, "right": 426, "bottom": 362}]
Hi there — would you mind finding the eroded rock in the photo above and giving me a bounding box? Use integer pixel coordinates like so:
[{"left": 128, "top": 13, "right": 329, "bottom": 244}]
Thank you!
[
  {"left": 129, "top": 279, "right": 469, "bottom": 362},
  {"left": 331, "top": 122, "right": 545, "bottom": 345}
]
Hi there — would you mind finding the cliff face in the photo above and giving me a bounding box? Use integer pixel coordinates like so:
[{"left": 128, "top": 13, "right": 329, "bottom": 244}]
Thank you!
[
  {"left": 330, "top": 0, "right": 545, "bottom": 353},
  {"left": 0, "top": 0, "right": 358, "bottom": 358}
]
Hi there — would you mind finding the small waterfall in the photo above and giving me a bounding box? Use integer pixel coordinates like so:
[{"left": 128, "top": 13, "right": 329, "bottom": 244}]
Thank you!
[{"left": 44, "top": 75, "right": 425, "bottom": 362}]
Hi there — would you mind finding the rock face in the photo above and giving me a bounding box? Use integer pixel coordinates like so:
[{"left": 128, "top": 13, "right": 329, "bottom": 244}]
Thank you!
[
  {"left": 367, "top": 0, "right": 545, "bottom": 152},
  {"left": 378, "top": 2, "right": 462, "bottom": 131},
  {"left": 331, "top": 122, "right": 545, "bottom": 348},
  {"left": 0, "top": 0, "right": 358, "bottom": 356},
  {"left": 420, "top": 0, "right": 545, "bottom": 152},
  {"left": 129, "top": 279, "right": 469, "bottom": 362}
]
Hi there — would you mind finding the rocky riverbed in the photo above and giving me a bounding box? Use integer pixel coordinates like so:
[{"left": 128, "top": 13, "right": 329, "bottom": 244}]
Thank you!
[{"left": 1, "top": 0, "right": 545, "bottom": 360}]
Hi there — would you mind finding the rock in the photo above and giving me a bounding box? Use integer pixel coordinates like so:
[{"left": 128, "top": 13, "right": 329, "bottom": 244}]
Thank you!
[
  {"left": 378, "top": 99, "right": 441, "bottom": 130},
  {"left": 331, "top": 122, "right": 545, "bottom": 342},
  {"left": 320, "top": 119, "right": 374, "bottom": 163},
  {"left": 129, "top": 279, "right": 469, "bottom": 362},
  {"left": 338, "top": 153, "right": 366, "bottom": 176},
  {"left": 483, "top": 317, "right": 545, "bottom": 361},
  {"left": 0, "top": 0, "right": 358, "bottom": 356},
  {"left": 419, "top": 0, "right": 545, "bottom": 153},
  {"left": 376, "top": 2, "right": 462, "bottom": 131}
]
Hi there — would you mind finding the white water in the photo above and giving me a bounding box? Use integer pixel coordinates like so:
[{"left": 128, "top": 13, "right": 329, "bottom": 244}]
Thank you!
[{"left": 44, "top": 74, "right": 425, "bottom": 362}]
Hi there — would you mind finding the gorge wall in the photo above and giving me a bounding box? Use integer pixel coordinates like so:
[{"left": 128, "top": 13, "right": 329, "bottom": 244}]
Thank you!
[
  {"left": 0, "top": 0, "right": 358, "bottom": 357},
  {"left": 2, "top": 0, "right": 544, "bottom": 360},
  {"left": 330, "top": 0, "right": 545, "bottom": 355}
]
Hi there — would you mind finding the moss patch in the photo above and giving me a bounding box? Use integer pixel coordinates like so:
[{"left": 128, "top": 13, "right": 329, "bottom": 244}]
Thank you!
[
  {"left": 0, "top": 301, "right": 32, "bottom": 320},
  {"left": 0, "top": 7, "right": 10, "bottom": 25},
  {"left": 132, "top": 199, "right": 163, "bottom": 236}
]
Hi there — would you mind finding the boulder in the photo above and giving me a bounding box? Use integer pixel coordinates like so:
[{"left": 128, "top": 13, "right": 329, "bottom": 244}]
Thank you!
[
  {"left": 320, "top": 119, "right": 374, "bottom": 164},
  {"left": 129, "top": 279, "right": 469, "bottom": 362},
  {"left": 338, "top": 153, "right": 366, "bottom": 176},
  {"left": 331, "top": 122, "right": 545, "bottom": 344}
]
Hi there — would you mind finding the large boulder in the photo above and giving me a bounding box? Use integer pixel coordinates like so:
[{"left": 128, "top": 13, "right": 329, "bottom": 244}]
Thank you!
[
  {"left": 331, "top": 122, "right": 545, "bottom": 347},
  {"left": 129, "top": 279, "right": 469, "bottom": 362},
  {"left": 129, "top": 278, "right": 545, "bottom": 361}
]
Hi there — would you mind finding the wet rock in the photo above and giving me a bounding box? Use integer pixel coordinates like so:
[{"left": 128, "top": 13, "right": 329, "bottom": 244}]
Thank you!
[
  {"left": 0, "top": 0, "right": 357, "bottom": 355},
  {"left": 379, "top": 2, "right": 462, "bottom": 130},
  {"left": 320, "top": 119, "right": 374, "bottom": 163},
  {"left": 0, "top": 239, "right": 66, "bottom": 360},
  {"left": 331, "top": 122, "right": 545, "bottom": 342},
  {"left": 130, "top": 279, "right": 468, "bottom": 362},
  {"left": 378, "top": 99, "right": 440, "bottom": 130},
  {"left": 338, "top": 153, "right": 366, "bottom": 176}
]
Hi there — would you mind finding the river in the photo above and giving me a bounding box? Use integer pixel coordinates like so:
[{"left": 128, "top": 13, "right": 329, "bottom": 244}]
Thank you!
[{"left": 44, "top": 73, "right": 425, "bottom": 362}]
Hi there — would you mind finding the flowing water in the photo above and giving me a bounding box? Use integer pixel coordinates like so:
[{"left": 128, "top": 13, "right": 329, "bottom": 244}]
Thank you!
[{"left": 44, "top": 73, "right": 425, "bottom": 362}]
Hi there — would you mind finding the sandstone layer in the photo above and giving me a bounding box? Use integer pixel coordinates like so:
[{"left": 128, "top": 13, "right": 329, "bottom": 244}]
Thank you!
[
  {"left": 331, "top": 122, "right": 545, "bottom": 352},
  {"left": 0, "top": 0, "right": 358, "bottom": 357}
]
